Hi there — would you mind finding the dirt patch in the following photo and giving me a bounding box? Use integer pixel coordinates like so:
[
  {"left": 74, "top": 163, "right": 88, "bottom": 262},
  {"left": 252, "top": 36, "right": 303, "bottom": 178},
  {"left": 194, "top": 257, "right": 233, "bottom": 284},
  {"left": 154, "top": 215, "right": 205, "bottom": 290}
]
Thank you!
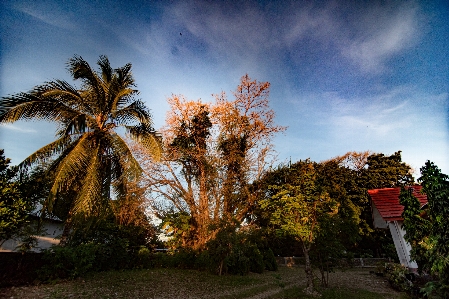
[{"left": 326, "top": 268, "right": 403, "bottom": 298}]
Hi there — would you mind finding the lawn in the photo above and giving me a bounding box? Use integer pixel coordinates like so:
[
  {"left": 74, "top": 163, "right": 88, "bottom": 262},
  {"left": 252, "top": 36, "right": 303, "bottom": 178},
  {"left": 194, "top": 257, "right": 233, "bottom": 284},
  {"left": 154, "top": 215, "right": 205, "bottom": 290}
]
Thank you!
[{"left": 2, "top": 267, "right": 409, "bottom": 299}]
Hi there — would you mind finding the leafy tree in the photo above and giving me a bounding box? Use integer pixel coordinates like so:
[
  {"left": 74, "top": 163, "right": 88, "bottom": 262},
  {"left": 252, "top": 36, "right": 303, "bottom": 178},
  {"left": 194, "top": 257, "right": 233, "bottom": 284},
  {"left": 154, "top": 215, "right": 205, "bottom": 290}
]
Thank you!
[
  {"left": 401, "top": 161, "right": 449, "bottom": 297},
  {"left": 326, "top": 151, "right": 414, "bottom": 257},
  {"left": 260, "top": 161, "right": 338, "bottom": 294},
  {"left": 0, "top": 150, "right": 34, "bottom": 244},
  {"left": 0, "top": 55, "right": 162, "bottom": 243},
  {"left": 362, "top": 151, "right": 414, "bottom": 189}
]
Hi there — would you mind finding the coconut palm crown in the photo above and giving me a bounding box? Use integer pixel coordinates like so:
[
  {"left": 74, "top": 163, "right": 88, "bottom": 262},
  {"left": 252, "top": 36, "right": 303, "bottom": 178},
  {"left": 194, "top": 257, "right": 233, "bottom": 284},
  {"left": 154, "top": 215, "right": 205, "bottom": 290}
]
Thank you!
[{"left": 0, "top": 55, "right": 161, "bottom": 221}]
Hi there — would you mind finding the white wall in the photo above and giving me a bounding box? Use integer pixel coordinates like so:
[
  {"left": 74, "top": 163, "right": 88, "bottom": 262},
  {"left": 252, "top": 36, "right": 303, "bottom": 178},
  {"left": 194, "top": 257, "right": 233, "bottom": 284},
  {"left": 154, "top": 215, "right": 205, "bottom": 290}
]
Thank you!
[{"left": 0, "top": 221, "right": 63, "bottom": 252}]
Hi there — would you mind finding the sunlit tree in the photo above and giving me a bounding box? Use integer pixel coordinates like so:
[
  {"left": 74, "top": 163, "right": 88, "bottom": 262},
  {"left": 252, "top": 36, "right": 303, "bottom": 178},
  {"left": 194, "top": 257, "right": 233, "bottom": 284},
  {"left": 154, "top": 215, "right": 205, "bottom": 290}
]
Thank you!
[{"left": 135, "top": 75, "right": 285, "bottom": 249}]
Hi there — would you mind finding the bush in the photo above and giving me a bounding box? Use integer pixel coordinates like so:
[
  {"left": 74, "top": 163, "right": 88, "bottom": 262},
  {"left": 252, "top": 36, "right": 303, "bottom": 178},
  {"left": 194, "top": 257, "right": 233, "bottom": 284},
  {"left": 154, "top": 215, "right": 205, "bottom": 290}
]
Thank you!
[
  {"left": 246, "top": 245, "right": 265, "bottom": 274},
  {"left": 383, "top": 263, "right": 413, "bottom": 292},
  {"left": 39, "top": 243, "right": 100, "bottom": 280},
  {"left": 226, "top": 247, "right": 250, "bottom": 275},
  {"left": 38, "top": 239, "right": 137, "bottom": 280},
  {"left": 263, "top": 248, "right": 278, "bottom": 271}
]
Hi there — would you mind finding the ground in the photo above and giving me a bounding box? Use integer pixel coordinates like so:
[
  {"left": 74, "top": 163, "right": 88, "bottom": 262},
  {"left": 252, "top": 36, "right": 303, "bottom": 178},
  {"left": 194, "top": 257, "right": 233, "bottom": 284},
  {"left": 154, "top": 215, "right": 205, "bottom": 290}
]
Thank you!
[{"left": 1, "top": 267, "right": 407, "bottom": 299}]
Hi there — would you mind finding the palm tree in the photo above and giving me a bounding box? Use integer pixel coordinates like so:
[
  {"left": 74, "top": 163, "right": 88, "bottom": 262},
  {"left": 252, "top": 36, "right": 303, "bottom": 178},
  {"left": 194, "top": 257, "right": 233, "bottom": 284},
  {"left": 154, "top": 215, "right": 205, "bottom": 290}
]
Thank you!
[{"left": 0, "top": 55, "right": 161, "bottom": 239}]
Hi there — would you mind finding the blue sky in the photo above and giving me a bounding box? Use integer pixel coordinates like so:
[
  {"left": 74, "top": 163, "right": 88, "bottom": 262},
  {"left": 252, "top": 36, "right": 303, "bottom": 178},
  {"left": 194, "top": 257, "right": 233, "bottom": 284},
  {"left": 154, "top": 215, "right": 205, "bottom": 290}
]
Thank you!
[{"left": 1, "top": 0, "right": 448, "bottom": 175}]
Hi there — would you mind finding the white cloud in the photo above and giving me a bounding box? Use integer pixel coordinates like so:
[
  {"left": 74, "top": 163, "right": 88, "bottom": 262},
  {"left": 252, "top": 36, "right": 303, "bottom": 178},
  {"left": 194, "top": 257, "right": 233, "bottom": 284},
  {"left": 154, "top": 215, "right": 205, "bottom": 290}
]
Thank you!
[
  {"left": 12, "top": 2, "right": 77, "bottom": 31},
  {"left": 340, "top": 2, "right": 421, "bottom": 73},
  {"left": 0, "top": 124, "right": 37, "bottom": 133}
]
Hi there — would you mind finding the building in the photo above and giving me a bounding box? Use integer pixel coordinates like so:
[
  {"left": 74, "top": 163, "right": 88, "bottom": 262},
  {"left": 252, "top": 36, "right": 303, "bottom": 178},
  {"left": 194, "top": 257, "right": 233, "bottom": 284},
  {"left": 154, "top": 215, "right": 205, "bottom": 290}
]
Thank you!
[{"left": 368, "top": 186, "right": 427, "bottom": 270}]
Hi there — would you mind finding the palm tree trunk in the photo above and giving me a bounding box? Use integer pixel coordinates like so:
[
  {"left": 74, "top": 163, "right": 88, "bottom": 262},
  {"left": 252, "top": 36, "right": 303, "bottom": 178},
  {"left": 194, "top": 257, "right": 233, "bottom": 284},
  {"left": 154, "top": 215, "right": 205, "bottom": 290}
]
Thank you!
[{"left": 59, "top": 219, "right": 72, "bottom": 247}]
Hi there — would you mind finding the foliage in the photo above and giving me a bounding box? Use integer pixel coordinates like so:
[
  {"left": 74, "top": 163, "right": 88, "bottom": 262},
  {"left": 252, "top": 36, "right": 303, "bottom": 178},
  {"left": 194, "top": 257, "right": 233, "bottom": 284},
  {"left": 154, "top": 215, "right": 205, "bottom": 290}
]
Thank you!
[
  {"left": 263, "top": 247, "right": 278, "bottom": 271},
  {"left": 159, "top": 210, "right": 192, "bottom": 249},
  {"left": 0, "top": 149, "right": 37, "bottom": 247},
  {"left": 383, "top": 263, "right": 414, "bottom": 292},
  {"left": 327, "top": 150, "right": 414, "bottom": 258},
  {"left": 137, "top": 74, "right": 285, "bottom": 249},
  {"left": 401, "top": 161, "right": 449, "bottom": 298},
  {"left": 260, "top": 160, "right": 339, "bottom": 292},
  {"left": 362, "top": 151, "right": 414, "bottom": 189},
  {"left": 0, "top": 55, "right": 162, "bottom": 240},
  {"left": 205, "top": 222, "right": 269, "bottom": 275}
]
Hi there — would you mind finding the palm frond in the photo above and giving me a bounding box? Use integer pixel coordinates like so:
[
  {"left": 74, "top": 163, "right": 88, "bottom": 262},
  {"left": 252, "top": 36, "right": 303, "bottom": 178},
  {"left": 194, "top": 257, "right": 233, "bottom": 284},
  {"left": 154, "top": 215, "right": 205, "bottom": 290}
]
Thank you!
[
  {"left": 56, "top": 114, "right": 90, "bottom": 137},
  {"left": 67, "top": 55, "right": 104, "bottom": 110},
  {"left": 115, "top": 63, "right": 134, "bottom": 88},
  {"left": 110, "top": 88, "right": 138, "bottom": 112},
  {"left": 107, "top": 132, "right": 143, "bottom": 181},
  {"left": 115, "top": 100, "right": 153, "bottom": 126},
  {"left": 127, "top": 124, "right": 162, "bottom": 161},
  {"left": 18, "top": 135, "right": 74, "bottom": 169},
  {"left": 71, "top": 145, "right": 105, "bottom": 217},
  {"left": 97, "top": 55, "right": 113, "bottom": 83},
  {"left": 36, "top": 80, "right": 95, "bottom": 115},
  {"left": 0, "top": 93, "right": 78, "bottom": 123},
  {"left": 45, "top": 134, "right": 93, "bottom": 213}
]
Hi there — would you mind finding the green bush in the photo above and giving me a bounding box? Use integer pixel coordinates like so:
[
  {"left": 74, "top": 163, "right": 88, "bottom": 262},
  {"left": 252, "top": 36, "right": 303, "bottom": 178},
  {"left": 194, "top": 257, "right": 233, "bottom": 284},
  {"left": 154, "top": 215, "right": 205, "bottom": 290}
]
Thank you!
[
  {"left": 39, "top": 243, "right": 100, "bottom": 279},
  {"left": 263, "top": 248, "right": 278, "bottom": 271},
  {"left": 383, "top": 263, "right": 413, "bottom": 292},
  {"left": 194, "top": 250, "right": 211, "bottom": 270},
  {"left": 226, "top": 247, "right": 250, "bottom": 275},
  {"left": 246, "top": 245, "right": 265, "bottom": 274}
]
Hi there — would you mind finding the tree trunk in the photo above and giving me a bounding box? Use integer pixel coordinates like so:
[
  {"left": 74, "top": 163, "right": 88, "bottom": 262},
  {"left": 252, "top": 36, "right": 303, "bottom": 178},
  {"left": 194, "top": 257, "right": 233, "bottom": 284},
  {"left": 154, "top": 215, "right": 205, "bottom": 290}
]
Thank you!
[
  {"left": 302, "top": 242, "right": 314, "bottom": 294},
  {"left": 59, "top": 219, "right": 72, "bottom": 247}
]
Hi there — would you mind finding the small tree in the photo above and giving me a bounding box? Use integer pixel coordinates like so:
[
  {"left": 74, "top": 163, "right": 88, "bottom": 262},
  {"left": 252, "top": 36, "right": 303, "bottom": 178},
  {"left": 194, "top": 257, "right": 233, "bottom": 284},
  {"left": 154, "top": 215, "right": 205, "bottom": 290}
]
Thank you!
[
  {"left": 260, "top": 161, "right": 338, "bottom": 294},
  {"left": 0, "top": 150, "right": 43, "bottom": 251},
  {"left": 401, "top": 161, "right": 449, "bottom": 297}
]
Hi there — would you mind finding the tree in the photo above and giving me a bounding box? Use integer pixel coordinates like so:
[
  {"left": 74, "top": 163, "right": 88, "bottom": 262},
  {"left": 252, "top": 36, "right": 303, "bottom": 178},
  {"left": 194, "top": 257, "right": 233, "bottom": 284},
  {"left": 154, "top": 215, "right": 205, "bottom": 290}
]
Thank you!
[
  {"left": 0, "top": 150, "right": 34, "bottom": 245},
  {"left": 260, "top": 160, "right": 338, "bottom": 294},
  {"left": 326, "top": 150, "right": 414, "bottom": 257},
  {"left": 137, "top": 75, "right": 285, "bottom": 249},
  {"left": 0, "top": 55, "right": 162, "bottom": 243},
  {"left": 401, "top": 161, "right": 449, "bottom": 297}
]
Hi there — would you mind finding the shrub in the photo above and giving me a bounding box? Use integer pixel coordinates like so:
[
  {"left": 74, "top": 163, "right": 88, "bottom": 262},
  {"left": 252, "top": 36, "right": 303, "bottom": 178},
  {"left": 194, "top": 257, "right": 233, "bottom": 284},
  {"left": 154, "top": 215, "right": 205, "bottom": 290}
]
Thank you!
[
  {"left": 39, "top": 243, "right": 100, "bottom": 280},
  {"left": 263, "top": 248, "right": 278, "bottom": 271},
  {"left": 383, "top": 263, "right": 413, "bottom": 292},
  {"left": 226, "top": 247, "right": 250, "bottom": 275},
  {"left": 246, "top": 245, "right": 265, "bottom": 274}
]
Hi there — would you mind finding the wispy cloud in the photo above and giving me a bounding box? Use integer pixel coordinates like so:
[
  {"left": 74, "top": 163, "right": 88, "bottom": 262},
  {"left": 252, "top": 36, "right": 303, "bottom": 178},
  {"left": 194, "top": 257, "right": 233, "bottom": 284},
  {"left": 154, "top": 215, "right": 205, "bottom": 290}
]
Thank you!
[
  {"left": 1, "top": 124, "right": 37, "bottom": 133},
  {"left": 339, "top": 2, "right": 421, "bottom": 73},
  {"left": 12, "top": 2, "right": 77, "bottom": 31}
]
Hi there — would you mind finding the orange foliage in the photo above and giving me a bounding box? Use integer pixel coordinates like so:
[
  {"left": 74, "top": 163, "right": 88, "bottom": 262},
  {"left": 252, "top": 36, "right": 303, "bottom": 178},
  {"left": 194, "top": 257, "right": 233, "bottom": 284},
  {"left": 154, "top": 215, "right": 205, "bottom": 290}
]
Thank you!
[{"left": 134, "top": 75, "right": 285, "bottom": 249}]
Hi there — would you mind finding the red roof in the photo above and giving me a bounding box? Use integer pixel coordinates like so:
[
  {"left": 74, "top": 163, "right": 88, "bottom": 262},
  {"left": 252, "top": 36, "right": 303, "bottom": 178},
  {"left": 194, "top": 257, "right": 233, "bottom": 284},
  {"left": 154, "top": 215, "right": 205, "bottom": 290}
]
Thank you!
[{"left": 368, "top": 186, "right": 428, "bottom": 221}]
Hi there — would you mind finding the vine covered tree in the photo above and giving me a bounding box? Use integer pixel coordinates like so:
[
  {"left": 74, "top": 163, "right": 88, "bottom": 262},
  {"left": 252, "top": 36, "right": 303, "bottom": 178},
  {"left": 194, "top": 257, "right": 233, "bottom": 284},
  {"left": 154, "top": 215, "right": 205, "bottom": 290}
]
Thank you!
[
  {"left": 136, "top": 75, "right": 285, "bottom": 249},
  {"left": 0, "top": 55, "right": 162, "bottom": 243}
]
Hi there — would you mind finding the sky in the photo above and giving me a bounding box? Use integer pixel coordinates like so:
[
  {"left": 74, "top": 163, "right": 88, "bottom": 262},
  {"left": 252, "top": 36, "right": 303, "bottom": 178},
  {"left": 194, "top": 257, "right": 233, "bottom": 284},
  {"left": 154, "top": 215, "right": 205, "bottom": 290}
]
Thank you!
[{"left": 1, "top": 0, "right": 448, "bottom": 176}]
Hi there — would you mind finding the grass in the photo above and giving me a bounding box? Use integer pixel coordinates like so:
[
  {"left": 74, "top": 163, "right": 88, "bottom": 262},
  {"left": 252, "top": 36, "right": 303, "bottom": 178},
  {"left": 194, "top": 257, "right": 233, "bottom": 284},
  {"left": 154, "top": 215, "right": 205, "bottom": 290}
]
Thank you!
[{"left": 2, "top": 267, "right": 410, "bottom": 299}]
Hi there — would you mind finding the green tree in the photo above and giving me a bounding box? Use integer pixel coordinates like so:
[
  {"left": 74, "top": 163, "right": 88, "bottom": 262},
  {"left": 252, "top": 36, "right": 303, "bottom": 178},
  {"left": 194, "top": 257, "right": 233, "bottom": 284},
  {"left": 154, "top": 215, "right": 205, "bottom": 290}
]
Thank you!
[
  {"left": 0, "top": 150, "right": 34, "bottom": 244},
  {"left": 401, "top": 161, "right": 449, "bottom": 297},
  {"left": 362, "top": 151, "right": 414, "bottom": 189},
  {"left": 0, "top": 55, "right": 162, "bottom": 243},
  {"left": 260, "top": 161, "right": 338, "bottom": 294},
  {"left": 327, "top": 151, "right": 414, "bottom": 257}
]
